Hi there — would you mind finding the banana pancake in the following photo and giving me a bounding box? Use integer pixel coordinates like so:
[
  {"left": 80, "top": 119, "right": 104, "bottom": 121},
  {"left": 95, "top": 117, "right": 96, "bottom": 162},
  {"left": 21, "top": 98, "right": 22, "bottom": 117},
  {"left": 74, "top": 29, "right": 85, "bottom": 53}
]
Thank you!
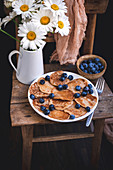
[
  {"left": 48, "top": 110, "right": 70, "bottom": 120},
  {"left": 38, "top": 77, "right": 55, "bottom": 94},
  {"left": 75, "top": 94, "right": 97, "bottom": 109},
  {"left": 68, "top": 78, "right": 88, "bottom": 93},
  {"left": 29, "top": 82, "right": 48, "bottom": 98},
  {"left": 49, "top": 99, "right": 73, "bottom": 110},
  {"left": 52, "top": 89, "right": 74, "bottom": 101},
  {"left": 50, "top": 70, "right": 70, "bottom": 86},
  {"left": 64, "top": 101, "right": 87, "bottom": 118}
]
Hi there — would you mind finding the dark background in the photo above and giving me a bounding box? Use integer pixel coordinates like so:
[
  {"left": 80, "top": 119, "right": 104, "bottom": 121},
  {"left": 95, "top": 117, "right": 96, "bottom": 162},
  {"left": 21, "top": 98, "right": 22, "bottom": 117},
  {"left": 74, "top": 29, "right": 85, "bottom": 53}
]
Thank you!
[{"left": 0, "top": 0, "right": 113, "bottom": 169}]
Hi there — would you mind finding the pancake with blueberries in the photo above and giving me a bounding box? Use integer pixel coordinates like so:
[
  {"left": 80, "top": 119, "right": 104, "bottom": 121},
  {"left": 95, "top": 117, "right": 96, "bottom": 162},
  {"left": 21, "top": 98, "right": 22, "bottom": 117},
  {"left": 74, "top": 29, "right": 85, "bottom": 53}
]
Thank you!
[
  {"left": 29, "top": 82, "right": 48, "bottom": 98},
  {"left": 50, "top": 71, "right": 71, "bottom": 86},
  {"left": 48, "top": 110, "right": 70, "bottom": 120},
  {"left": 49, "top": 99, "right": 73, "bottom": 110},
  {"left": 52, "top": 88, "right": 74, "bottom": 101},
  {"left": 75, "top": 94, "right": 97, "bottom": 109},
  {"left": 68, "top": 78, "right": 88, "bottom": 94},
  {"left": 33, "top": 97, "right": 50, "bottom": 111},
  {"left": 37, "top": 77, "right": 55, "bottom": 94},
  {"left": 64, "top": 101, "right": 87, "bottom": 118}
]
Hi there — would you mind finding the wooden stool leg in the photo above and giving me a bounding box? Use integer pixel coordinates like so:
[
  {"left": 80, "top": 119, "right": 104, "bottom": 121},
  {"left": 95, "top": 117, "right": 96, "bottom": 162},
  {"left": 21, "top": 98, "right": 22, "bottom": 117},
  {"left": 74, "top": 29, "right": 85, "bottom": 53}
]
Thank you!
[
  {"left": 21, "top": 125, "right": 33, "bottom": 170},
  {"left": 91, "top": 119, "right": 105, "bottom": 169}
]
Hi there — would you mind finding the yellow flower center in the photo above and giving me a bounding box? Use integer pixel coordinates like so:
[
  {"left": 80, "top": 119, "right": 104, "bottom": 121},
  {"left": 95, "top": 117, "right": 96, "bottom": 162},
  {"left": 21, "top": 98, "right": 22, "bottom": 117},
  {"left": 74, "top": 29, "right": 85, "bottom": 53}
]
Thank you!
[
  {"left": 51, "top": 4, "right": 59, "bottom": 10},
  {"left": 40, "top": 16, "right": 50, "bottom": 25},
  {"left": 27, "top": 31, "right": 36, "bottom": 41},
  {"left": 20, "top": 4, "right": 29, "bottom": 12},
  {"left": 41, "top": 1, "right": 45, "bottom": 4},
  {"left": 58, "top": 21, "right": 64, "bottom": 29}
]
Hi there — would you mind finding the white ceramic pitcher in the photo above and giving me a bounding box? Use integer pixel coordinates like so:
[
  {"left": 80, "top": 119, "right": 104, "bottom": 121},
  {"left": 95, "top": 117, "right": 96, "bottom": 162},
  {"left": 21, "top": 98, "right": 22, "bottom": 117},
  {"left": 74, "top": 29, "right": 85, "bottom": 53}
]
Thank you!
[{"left": 8, "top": 47, "right": 44, "bottom": 84}]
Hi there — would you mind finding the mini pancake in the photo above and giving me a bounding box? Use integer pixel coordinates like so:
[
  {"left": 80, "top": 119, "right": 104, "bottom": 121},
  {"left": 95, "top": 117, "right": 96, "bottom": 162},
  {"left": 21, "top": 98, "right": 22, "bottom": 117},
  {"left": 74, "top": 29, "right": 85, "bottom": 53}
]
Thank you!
[
  {"left": 68, "top": 78, "right": 88, "bottom": 93},
  {"left": 52, "top": 89, "right": 74, "bottom": 101},
  {"left": 29, "top": 82, "right": 48, "bottom": 98},
  {"left": 37, "top": 77, "right": 55, "bottom": 94},
  {"left": 64, "top": 101, "right": 87, "bottom": 118},
  {"left": 50, "top": 70, "right": 70, "bottom": 86},
  {"left": 49, "top": 99, "right": 73, "bottom": 110},
  {"left": 48, "top": 110, "right": 70, "bottom": 120},
  {"left": 33, "top": 98, "right": 50, "bottom": 111},
  {"left": 75, "top": 94, "right": 97, "bottom": 109}
]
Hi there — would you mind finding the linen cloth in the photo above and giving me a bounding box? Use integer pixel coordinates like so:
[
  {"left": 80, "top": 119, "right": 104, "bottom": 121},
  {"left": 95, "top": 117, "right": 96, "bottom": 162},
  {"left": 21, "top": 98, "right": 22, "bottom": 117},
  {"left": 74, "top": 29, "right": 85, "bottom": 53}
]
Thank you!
[{"left": 50, "top": 0, "right": 87, "bottom": 65}]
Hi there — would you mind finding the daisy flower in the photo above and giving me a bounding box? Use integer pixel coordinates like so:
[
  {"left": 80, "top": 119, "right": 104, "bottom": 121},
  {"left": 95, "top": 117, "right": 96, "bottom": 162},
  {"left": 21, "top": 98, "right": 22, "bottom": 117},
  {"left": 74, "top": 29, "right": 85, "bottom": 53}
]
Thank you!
[
  {"left": 34, "top": 0, "right": 45, "bottom": 9},
  {"left": 12, "top": 0, "right": 36, "bottom": 20},
  {"left": 18, "top": 22, "right": 46, "bottom": 50},
  {"left": 4, "top": 0, "right": 15, "bottom": 8},
  {"left": 32, "top": 9, "right": 57, "bottom": 33},
  {"left": 2, "top": 11, "right": 17, "bottom": 26},
  {"left": 44, "top": 0, "right": 67, "bottom": 16},
  {"left": 55, "top": 15, "right": 71, "bottom": 36}
]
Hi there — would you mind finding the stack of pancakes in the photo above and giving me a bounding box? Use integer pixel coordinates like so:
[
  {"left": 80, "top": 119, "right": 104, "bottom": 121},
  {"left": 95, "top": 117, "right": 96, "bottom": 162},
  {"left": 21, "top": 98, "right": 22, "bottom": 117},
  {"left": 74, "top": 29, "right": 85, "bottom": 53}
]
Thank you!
[{"left": 29, "top": 71, "right": 97, "bottom": 120}]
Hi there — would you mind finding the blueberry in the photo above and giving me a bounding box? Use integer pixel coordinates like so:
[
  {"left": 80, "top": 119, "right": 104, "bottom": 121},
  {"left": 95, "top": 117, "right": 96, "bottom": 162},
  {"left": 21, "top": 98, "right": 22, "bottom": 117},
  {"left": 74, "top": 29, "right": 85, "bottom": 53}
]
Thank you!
[
  {"left": 74, "top": 93, "right": 80, "bottom": 98},
  {"left": 62, "top": 84, "right": 68, "bottom": 89},
  {"left": 94, "top": 64, "right": 99, "bottom": 70},
  {"left": 94, "top": 70, "right": 98, "bottom": 74},
  {"left": 39, "top": 98, "right": 45, "bottom": 103},
  {"left": 62, "top": 73, "right": 67, "bottom": 78},
  {"left": 84, "top": 70, "right": 88, "bottom": 73},
  {"left": 70, "top": 114, "right": 75, "bottom": 119},
  {"left": 89, "top": 71, "right": 93, "bottom": 74},
  {"left": 100, "top": 65, "right": 104, "bottom": 71},
  {"left": 60, "top": 76, "right": 65, "bottom": 81},
  {"left": 97, "top": 62, "right": 102, "bottom": 67},
  {"left": 82, "top": 60, "right": 87, "bottom": 63},
  {"left": 86, "top": 106, "right": 90, "bottom": 112},
  {"left": 87, "top": 59, "right": 93, "bottom": 63},
  {"left": 40, "top": 79, "right": 45, "bottom": 85},
  {"left": 75, "top": 103, "right": 81, "bottom": 109},
  {"left": 83, "top": 86, "right": 89, "bottom": 92},
  {"left": 49, "top": 93, "right": 55, "bottom": 98},
  {"left": 94, "top": 58, "right": 100, "bottom": 63},
  {"left": 30, "top": 94, "right": 35, "bottom": 100},
  {"left": 57, "top": 84, "right": 63, "bottom": 91},
  {"left": 44, "top": 109, "right": 50, "bottom": 115},
  {"left": 91, "top": 67, "right": 96, "bottom": 73},
  {"left": 49, "top": 104, "right": 55, "bottom": 111},
  {"left": 83, "top": 63, "right": 88, "bottom": 69},
  {"left": 97, "top": 70, "right": 101, "bottom": 73},
  {"left": 89, "top": 63, "right": 94, "bottom": 68},
  {"left": 88, "top": 84, "right": 92, "bottom": 89},
  {"left": 80, "top": 64, "right": 84, "bottom": 71},
  {"left": 75, "top": 85, "right": 81, "bottom": 91},
  {"left": 89, "top": 89, "right": 93, "bottom": 94},
  {"left": 45, "top": 75, "right": 50, "bottom": 81},
  {"left": 81, "top": 91, "right": 87, "bottom": 96},
  {"left": 40, "top": 105, "right": 46, "bottom": 111},
  {"left": 68, "top": 75, "right": 73, "bottom": 80}
]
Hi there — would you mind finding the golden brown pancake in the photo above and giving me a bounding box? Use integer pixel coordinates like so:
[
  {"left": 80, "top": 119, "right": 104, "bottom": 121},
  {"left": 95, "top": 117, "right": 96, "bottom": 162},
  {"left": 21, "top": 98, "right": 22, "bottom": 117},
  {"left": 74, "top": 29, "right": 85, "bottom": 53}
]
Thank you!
[
  {"left": 37, "top": 77, "right": 55, "bottom": 94},
  {"left": 75, "top": 94, "right": 97, "bottom": 109},
  {"left": 33, "top": 98, "right": 50, "bottom": 111},
  {"left": 52, "top": 89, "right": 74, "bottom": 101},
  {"left": 50, "top": 70, "right": 70, "bottom": 86},
  {"left": 48, "top": 110, "right": 70, "bottom": 120},
  {"left": 64, "top": 101, "right": 87, "bottom": 118},
  {"left": 29, "top": 82, "right": 48, "bottom": 98},
  {"left": 68, "top": 78, "right": 88, "bottom": 93},
  {"left": 49, "top": 99, "right": 73, "bottom": 110}
]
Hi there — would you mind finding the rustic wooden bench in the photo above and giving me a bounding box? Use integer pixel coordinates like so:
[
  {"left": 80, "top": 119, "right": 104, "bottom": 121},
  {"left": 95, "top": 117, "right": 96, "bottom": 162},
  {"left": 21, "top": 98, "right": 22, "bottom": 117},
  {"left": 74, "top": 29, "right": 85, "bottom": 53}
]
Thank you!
[{"left": 9, "top": 0, "right": 112, "bottom": 170}]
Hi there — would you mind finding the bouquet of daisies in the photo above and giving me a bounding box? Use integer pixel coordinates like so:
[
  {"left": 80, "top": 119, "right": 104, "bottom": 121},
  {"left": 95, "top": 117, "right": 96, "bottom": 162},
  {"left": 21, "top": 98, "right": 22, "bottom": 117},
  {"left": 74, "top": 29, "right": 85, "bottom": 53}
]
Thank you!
[{"left": 1, "top": 0, "right": 71, "bottom": 50}]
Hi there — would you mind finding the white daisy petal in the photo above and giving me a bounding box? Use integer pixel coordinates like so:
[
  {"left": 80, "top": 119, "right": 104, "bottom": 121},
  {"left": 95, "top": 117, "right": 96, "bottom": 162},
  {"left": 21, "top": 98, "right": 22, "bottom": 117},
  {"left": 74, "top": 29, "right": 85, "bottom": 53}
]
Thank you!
[{"left": 18, "top": 21, "right": 46, "bottom": 50}]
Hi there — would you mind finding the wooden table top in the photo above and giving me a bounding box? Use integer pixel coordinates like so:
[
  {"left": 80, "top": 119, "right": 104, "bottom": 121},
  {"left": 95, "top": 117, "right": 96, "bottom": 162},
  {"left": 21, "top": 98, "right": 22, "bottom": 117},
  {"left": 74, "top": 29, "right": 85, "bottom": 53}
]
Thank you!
[{"left": 10, "top": 64, "right": 113, "bottom": 127}]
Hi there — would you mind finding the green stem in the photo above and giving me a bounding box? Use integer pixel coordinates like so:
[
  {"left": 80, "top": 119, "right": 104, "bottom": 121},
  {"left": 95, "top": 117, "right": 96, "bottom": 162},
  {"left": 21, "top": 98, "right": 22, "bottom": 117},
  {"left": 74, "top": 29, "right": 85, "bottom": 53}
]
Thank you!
[{"left": 0, "top": 29, "right": 20, "bottom": 42}]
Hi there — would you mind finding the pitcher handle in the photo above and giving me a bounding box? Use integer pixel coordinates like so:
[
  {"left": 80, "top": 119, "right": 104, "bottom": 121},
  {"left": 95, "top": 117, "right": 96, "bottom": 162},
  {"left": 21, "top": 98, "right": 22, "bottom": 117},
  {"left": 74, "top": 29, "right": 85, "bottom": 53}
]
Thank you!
[{"left": 8, "top": 50, "right": 21, "bottom": 74}]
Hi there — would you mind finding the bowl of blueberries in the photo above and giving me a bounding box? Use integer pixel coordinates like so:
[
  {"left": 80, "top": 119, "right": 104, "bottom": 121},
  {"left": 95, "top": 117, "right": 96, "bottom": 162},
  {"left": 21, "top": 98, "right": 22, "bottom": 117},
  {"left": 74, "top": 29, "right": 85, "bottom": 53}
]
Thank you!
[{"left": 76, "top": 54, "right": 107, "bottom": 80}]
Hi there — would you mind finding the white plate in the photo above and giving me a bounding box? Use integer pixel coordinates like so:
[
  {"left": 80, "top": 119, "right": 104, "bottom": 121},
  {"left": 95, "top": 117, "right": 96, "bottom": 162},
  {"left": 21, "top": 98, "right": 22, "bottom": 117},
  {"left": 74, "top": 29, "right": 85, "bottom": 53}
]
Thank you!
[{"left": 28, "top": 71, "right": 98, "bottom": 123}]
